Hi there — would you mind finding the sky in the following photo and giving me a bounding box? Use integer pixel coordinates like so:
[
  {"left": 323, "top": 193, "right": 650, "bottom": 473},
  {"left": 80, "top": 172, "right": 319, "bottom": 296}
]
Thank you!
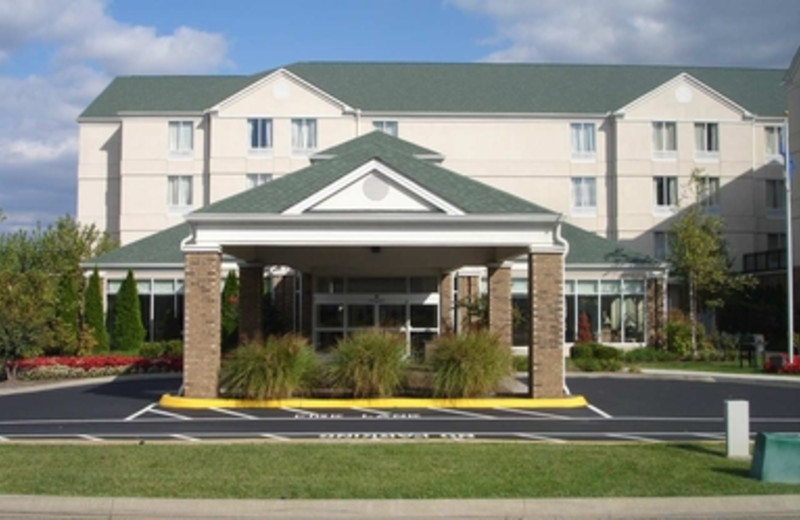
[{"left": 0, "top": 0, "right": 799, "bottom": 232}]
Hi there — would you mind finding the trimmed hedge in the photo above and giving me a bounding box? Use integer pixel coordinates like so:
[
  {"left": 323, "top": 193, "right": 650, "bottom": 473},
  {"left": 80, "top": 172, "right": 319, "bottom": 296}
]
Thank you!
[{"left": 570, "top": 342, "right": 622, "bottom": 372}]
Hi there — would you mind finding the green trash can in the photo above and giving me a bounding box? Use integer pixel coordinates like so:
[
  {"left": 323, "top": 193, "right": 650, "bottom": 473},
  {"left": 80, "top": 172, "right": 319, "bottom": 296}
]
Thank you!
[{"left": 750, "top": 432, "right": 800, "bottom": 483}]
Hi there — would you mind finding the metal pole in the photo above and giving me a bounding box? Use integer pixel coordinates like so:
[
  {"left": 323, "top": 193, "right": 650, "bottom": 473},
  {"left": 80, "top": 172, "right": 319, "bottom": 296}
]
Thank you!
[{"left": 785, "top": 115, "right": 794, "bottom": 364}]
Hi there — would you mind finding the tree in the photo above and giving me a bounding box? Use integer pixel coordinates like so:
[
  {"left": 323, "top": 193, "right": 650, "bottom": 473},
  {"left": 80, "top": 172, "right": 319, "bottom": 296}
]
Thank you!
[
  {"left": 221, "top": 271, "right": 239, "bottom": 351},
  {"left": 0, "top": 271, "right": 54, "bottom": 378},
  {"left": 668, "top": 171, "right": 755, "bottom": 357},
  {"left": 53, "top": 271, "right": 81, "bottom": 355},
  {"left": 85, "top": 267, "right": 109, "bottom": 352},
  {"left": 576, "top": 311, "right": 594, "bottom": 344},
  {"left": 112, "top": 270, "right": 145, "bottom": 352}
]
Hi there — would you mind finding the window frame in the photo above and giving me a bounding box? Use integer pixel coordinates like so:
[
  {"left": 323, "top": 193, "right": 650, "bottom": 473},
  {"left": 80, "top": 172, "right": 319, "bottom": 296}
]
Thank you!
[
  {"left": 653, "top": 231, "right": 670, "bottom": 260},
  {"left": 653, "top": 176, "right": 678, "bottom": 213},
  {"left": 767, "top": 232, "right": 787, "bottom": 251},
  {"left": 570, "top": 177, "right": 597, "bottom": 216},
  {"left": 652, "top": 121, "right": 677, "bottom": 160},
  {"left": 168, "top": 121, "right": 194, "bottom": 157},
  {"left": 764, "top": 125, "right": 784, "bottom": 161},
  {"left": 291, "top": 118, "right": 317, "bottom": 155},
  {"left": 245, "top": 173, "right": 273, "bottom": 190},
  {"left": 247, "top": 118, "right": 273, "bottom": 153},
  {"left": 167, "top": 175, "right": 193, "bottom": 212},
  {"left": 765, "top": 178, "right": 786, "bottom": 218},
  {"left": 570, "top": 122, "right": 596, "bottom": 160},
  {"left": 696, "top": 176, "right": 721, "bottom": 212},
  {"left": 373, "top": 120, "right": 398, "bottom": 137},
  {"left": 694, "top": 122, "right": 719, "bottom": 159}
]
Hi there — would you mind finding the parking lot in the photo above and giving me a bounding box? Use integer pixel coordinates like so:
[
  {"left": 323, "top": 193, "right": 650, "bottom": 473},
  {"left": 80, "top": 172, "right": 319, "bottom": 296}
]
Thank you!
[{"left": 0, "top": 373, "right": 798, "bottom": 443}]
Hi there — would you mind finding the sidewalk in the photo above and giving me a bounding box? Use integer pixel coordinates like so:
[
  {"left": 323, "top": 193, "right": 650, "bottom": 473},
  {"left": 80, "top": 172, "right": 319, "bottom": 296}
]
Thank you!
[
  {"left": 566, "top": 369, "right": 800, "bottom": 384},
  {"left": 0, "top": 494, "right": 798, "bottom": 519}
]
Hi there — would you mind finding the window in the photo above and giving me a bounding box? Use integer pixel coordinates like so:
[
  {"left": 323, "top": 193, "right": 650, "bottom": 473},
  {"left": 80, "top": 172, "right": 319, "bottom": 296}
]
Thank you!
[
  {"left": 694, "top": 122, "right": 719, "bottom": 156},
  {"left": 765, "top": 179, "right": 785, "bottom": 216},
  {"left": 167, "top": 175, "right": 193, "bottom": 209},
  {"left": 765, "top": 125, "right": 784, "bottom": 158},
  {"left": 245, "top": 173, "right": 273, "bottom": 189},
  {"left": 653, "top": 231, "right": 670, "bottom": 260},
  {"left": 696, "top": 176, "right": 720, "bottom": 210},
  {"left": 653, "top": 176, "right": 678, "bottom": 210},
  {"left": 168, "top": 121, "right": 193, "bottom": 155},
  {"left": 373, "top": 121, "right": 398, "bottom": 136},
  {"left": 767, "top": 233, "right": 786, "bottom": 250},
  {"left": 570, "top": 122, "right": 596, "bottom": 159},
  {"left": 571, "top": 177, "right": 597, "bottom": 214},
  {"left": 248, "top": 118, "right": 272, "bottom": 150},
  {"left": 291, "top": 118, "right": 317, "bottom": 153},
  {"left": 652, "top": 121, "right": 677, "bottom": 158}
]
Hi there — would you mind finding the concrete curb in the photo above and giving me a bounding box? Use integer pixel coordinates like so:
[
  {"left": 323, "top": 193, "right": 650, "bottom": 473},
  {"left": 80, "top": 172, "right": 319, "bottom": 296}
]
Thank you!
[
  {"left": 566, "top": 369, "right": 800, "bottom": 384},
  {"left": 159, "top": 393, "right": 588, "bottom": 410},
  {"left": 0, "top": 494, "right": 798, "bottom": 519}
]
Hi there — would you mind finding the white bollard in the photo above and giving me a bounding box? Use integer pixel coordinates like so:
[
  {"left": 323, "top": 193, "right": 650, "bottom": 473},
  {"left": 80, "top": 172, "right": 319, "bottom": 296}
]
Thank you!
[{"left": 725, "top": 400, "right": 750, "bottom": 458}]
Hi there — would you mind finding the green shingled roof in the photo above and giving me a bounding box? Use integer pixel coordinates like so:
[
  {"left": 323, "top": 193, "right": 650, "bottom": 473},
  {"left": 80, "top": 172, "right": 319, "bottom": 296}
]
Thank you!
[
  {"left": 194, "top": 131, "right": 552, "bottom": 215},
  {"left": 90, "top": 132, "right": 655, "bottom": 267},
  {"left": 80, "top": 62, "right": 786, "bottom": 119}
]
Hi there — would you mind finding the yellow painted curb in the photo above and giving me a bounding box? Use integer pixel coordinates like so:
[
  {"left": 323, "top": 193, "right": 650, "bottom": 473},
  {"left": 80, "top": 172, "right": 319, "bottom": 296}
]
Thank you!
[{"left": 158, "top": 394, "right": 588, "bottom": 409}]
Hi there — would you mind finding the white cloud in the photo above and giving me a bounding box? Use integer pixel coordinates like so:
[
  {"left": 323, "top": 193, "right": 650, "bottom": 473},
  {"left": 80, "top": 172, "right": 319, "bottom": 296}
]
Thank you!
[
  {"left": 0, "top": 0, "right": 231, "bottom": 230},
  {"left": 449, "top": 0, "right": 800, "bottom": 67}
]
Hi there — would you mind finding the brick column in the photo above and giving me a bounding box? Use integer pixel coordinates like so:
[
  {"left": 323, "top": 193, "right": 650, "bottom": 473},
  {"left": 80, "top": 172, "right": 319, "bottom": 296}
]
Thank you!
[
  {"left": 456, "top": 275, "right": 481, "bottom": 331},
  {"left": 301, "top": 272, "right": 313, "bottom": 338},
  {"left": 183, "top": 250, "right": 222, "bottom": 398},
  {"left": 439, "top": 272, "right": 454, "bottom": 333},
  {"left": 528, "top": 252, "right": 564, "bottom": 398},
  {"left": 238, "top": 263, "right": 264, "bottom": 344},
  {"left": 488, "top": 264, "right": 512, "bottom": 346}
]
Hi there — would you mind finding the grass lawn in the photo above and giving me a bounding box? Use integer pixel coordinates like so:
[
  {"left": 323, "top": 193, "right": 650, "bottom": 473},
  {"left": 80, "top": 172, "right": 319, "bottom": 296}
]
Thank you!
[
  {"left": 635, "top": 360, "right": 765, "bottom": 375},
  {"left": 0, "top": 443, "right": 798, "bottom": 499}
]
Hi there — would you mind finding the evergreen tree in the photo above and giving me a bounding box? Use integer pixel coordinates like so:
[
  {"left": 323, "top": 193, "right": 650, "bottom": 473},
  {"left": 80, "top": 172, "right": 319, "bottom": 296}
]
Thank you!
[
  {"left": 112, "top": 269, "right": 145, "bottom": 352},
  {"left": 85, "top": 267, "right": 109, "bottom": 352},
  {"left": 53, "top": 270, "right": 81, "bottom": 354},
  {"left": 221, "top": 270, "right": 239, "bottom": 351}
]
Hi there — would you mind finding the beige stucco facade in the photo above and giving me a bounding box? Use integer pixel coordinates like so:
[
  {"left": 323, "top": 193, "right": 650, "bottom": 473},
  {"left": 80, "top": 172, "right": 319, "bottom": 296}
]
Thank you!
[{"left": 78, "top": 68, "right": 787, "bottom": 268}]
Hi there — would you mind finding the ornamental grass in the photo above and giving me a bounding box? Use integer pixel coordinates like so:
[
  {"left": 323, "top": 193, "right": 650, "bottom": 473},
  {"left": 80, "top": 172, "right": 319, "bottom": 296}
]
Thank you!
[
  {"left": 329, "top": 329, "right": 407, "bottom": 398},
  {"left": 219, "top": 334, "right": 317, "bottom": 399},
  {"left": 430, "top": 329, "right": 512, "bottom": 398}
]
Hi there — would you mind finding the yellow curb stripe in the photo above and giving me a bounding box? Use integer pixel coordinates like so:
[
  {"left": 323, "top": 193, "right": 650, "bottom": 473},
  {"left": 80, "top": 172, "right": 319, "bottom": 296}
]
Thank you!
[{"left": 158, "top": 394, "right": 587, "bottom": 410}]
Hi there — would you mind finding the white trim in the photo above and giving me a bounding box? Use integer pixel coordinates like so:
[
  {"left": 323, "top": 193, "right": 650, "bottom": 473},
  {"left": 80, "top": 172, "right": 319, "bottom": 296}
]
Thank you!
[
  {"left": 208, "top": 69, "right": 354, "bottom": 113},
  {"left": 615, "top": 73, "right": 752, "bottom": 118},
  {"left": 283, "top": 159, "right": 465, "bottom": 215}
]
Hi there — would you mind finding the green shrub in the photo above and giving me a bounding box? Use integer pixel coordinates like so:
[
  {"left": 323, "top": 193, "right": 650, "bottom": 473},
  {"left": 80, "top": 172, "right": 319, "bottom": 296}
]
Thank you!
[
  {"left": 570, "top": 342, "right": 620, "bottom": 361},
  {"left": 512, "top": 355, "right": 528, "bottom": 372},
  {"left": 221, "top": 271, "right": 239, "bottom": 352},
  {"left": 84, "top": 267, "right": 109, "bottom": 352},
  {"left": 570, "top": 343, "right": 594, "bottom": 360},
  {"left": 220, "top": 334, "right": 316, "bottom": 399},
  {"left": 430, "top": 329, "right": 512, "bottom": 398},
  {"left": 139, "top": 342, "right": 163, "bottom": 359},
  {"left": 330, "top": 329, "right": 407, "bottom": 398},
  {"left": 572, "top": 357, "right": 622, "bottom": 372},
  {"left": 162, "top": 340, "right": 183, "bottom": 357},
  {"left": 622, "top": 347, "right": 680, "bottom": 363},
  {"left": 111, "top": 270, "right": 145, "bottom": 352}
]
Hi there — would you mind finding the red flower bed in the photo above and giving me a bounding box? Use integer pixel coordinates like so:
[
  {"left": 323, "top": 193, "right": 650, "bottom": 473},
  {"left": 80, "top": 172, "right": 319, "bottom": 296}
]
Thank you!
[
  {"left": 8, "top": 355, "right": 182, "bottom": 373},
  {"left": 763, "top": 354, "right": 800, "bottom": 374}
]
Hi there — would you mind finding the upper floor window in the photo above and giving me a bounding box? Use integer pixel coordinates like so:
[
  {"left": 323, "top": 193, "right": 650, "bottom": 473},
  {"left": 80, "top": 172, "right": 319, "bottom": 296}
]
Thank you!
[
  {"left": 373, "top": 121, "right": 398, "bottom": 137},
  {"left": 652, "top": 121, "right": 677, "bottom": 159},
  {"left": 765, "top": 125, "right": 784, "bottom": 159},
  {"left": 570, "top": 122, "right": 596, "bottom": 159},
  {"left": 248, "top": 118, "right": 273, "bottom": 151},
  {"left": 246, "top": 173, "right": 273, "bottom": 189},
  {"left": 765, "top": 179, "right": 785, "bottom": 217},
  {"left": 767, "top": 232, "right": 786, "bottom": 250},
  {"left": 571, "top": 177, "right": 596, "bottom": 215},
  {"left": 653, "top": 231, "right": 671, "bottom": 260},
  {"left": 653, "top": 176, "right": 678, "bottom": 212},
  {"left": 292, "top": 118, "right": 317, "bottom": 153},
  {"left": 694, "top": 122, "right": 719, "bottom": 158},
  {"left": 168, "top": 121, "right": 193, "bottom": 155},
  {"left": 696, "top": 176, "right": 720, "bottom": 211},
  {"left": 167, "top": 175, "right": 193, "bottom": 210}
]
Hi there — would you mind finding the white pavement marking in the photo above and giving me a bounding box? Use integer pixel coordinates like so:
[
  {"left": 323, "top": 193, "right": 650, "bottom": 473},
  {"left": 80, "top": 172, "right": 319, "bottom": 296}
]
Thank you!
[
  {"left": 171, "top": 434, "right": 200, "bottom": 442},
  {"left": 692, "top": 432, "right": 725, "bottom": 440},
  {"left": 78, "top": 434, "right": 102, "bottom": 442},
  {"left": 606, "top": 433, "right": 660, "bottom": 443},
  {"left": 145, "top": 407, "right": 192, "bottom": 421},
  {"left": 515, "top": 433, "right": 566, "bottom": 443},
  {"left": 281, "top": 407, "right": 313, "bottom": 416},
  {"left": 563, "top": 383, "right": 571, "bottom": 396},
  {"left": 352, "top": 407, "right": 389, "bottom": 416},
  {"left": 494, "top": 407, "right": 571, "bottom": 420},
  {"left": 210, "top": 407, "right": 257, "bottom": 420},
  {"left": 260, "top": 433, "right": 290, "bottom": 441},
  {"left": 124, "top": 403, "right": 157, "bottom": 421},
  {"left": 0, "top": 436, "right": 8, "bottom": 442},
  {"left": 428, "top": 407, "right": 495, "bottom": 419},
  {"left": 587, "top": 403, "right": 613, "bottom": 419}
]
